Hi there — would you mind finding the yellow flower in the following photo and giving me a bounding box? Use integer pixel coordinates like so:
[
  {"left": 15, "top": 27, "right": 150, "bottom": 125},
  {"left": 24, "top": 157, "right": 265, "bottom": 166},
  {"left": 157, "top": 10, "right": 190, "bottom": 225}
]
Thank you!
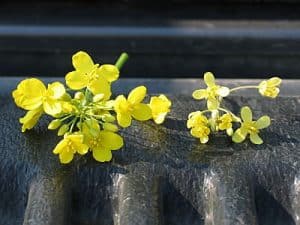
[
  {"left": 12, "top": 78, "right": 66, "bottom": 116},
  {"left": 232, "top": 106, "right": 270, "bottom": 144},
  {"left": 258, "top": 77, "right": 282, "bottom": 98},
  {"left": 217, "top": 113, "right": 233, "bottom": 136},
  {"left": 82, "top": 119, "right": 123, "bottom": 162},
  {"left": 149, "top": 94, "right": 171, "bottom": 124},
  {"left": 192, "top": 72, "right": 230, "bottom": 110},
  {"left": 19, "top": 107, "right": 43, "bottom": 132},
  {"left": 187, "top": 111, "right": 211, "bottom": 143},
  {"left": 114, "top": 86, "right": 152, "bottom": 128},
  {"left": 65, "top": 51, "right": 119, "bottom": 99},
  {"left": 53, "top": 133, "right": 89, "bottom": 164}
]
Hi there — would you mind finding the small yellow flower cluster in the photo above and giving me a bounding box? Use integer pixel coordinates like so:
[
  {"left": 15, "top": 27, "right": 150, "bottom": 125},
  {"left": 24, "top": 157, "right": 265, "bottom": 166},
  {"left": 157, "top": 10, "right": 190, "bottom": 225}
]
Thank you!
[
  {"left": 13, "top": 51, "right": 171, "bottom": 164},
  {"left": 188, "top": 72, "right": 281, "bottom": 144}
]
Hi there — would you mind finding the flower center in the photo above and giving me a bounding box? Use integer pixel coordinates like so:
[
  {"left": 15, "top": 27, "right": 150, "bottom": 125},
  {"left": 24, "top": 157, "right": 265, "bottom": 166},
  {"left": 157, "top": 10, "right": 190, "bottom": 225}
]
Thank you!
[{"left": 244, "top": 121, "right": 258, "bottom": 134}]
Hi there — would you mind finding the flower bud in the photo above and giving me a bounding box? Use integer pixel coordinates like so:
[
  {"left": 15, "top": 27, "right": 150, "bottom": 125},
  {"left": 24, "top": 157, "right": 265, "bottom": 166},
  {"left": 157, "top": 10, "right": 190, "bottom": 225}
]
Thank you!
[
  {"left": 74, "top": 92, "right": 85, "bottom": 100},
  {"left": 58, "top": 124, "right": 69, "bottom": 136},
  {"left": 48, "top": 119, "right": 62, "bottom": 130}
]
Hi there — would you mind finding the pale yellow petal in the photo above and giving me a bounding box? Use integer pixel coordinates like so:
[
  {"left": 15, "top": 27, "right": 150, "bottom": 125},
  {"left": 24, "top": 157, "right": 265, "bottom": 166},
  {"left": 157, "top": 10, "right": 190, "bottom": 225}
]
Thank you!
[
  {"left": 43, "top": 99, "right": 62, "bottom": 116},
  {"left": 268, "top": 77, "right": 282, "bottom": 86},
  {"left": 19, "top": 107, "right": 43, "bottom": 132},
  {"left": 232, "top": 128, "right": 247, "bottom": 143},
  {"left": 65, "top": 71, "right": 88, "bottom": 90},
  {"left": 250, "top": 133, "right": 263, "bottom": 145},
  {"left": 200, "top": 136, "right": 209, "bottom": 144},
  {"left": 132, "top": 103, "right": 152, "bottom": 121},
  {"left": 241, "top": 106, "right": 252, "bottom": 122},
  {"left": 59, "top": 151, "right": 74, "bottom": 164},
  {"left": 47, "top": 82, "right": 66, "bottom": 99},
  {"left": 128, "top": 86, "right": 147, "bottom": 105},
  {"left": 217, "top": 86, "right": 230, "bottom": 97},
  {"left": 204, "top": 72, "right": 215, "bottom": 87},
  {"left": 192, "top": 89, "right": 208, "bottom": 100},
  {"left": 255, "top": 116, "right": 270, "bottom": 129}
]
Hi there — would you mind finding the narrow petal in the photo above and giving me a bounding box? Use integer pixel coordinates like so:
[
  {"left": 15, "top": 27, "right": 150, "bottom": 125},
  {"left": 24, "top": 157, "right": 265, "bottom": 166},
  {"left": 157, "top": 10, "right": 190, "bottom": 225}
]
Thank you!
[
  {"left": 128, "top": 86, "right": 147, "bottom": 105},
  {"left": 20, "top": 107, "right": 43, "bottom": 132},
  {"left": 192, "top": 89, "right": 208, "bottom": 100},
  {"left": 268, "top": 77, "right": 282, "bottom": 86},
  {"left": 153, "top": 112, "right": 168, "bottom": 124},
  {"left": 250, "top": 133, "right": 263, "bottom": 144},
  {"left": 241, "top": 106, "right": 252, "bottom": 122},
  {"left": 232, "top": 128, "right": 247, "bottom": 143},
  {"left": 99, "top": 131, "right": 124, "bottom": 150},
  {"left": 88, "top": 77, "right": 112, "bottom": 100},
  {"left": 72, "top": 51, "right": 95, "bottom": 74},
  {"left": 97, "top": 64, "right": 119, "bottom": 82},
  {"left": 255, "top": 116, "right": 271, "bottom": 129},
  {"left": 53, "top": 139, "right": 67, "bottom": 154},
  {"left": 217, "top": 86, "right": 230, "bottom": 97},
  {"left": 132, "top": 103, "right": 152, "bottom": 121},
  {"left": 204, "top": 72, "right": 215, "bottom": 87},
  {"left": 117, "top": 112, "right": 132, "bottom": 128},
  {"left": 65, "top": 71, "right": 88, "bottom": 90},
  {"left": 92, "top": 146, "right": 112, "bottom": 162}
]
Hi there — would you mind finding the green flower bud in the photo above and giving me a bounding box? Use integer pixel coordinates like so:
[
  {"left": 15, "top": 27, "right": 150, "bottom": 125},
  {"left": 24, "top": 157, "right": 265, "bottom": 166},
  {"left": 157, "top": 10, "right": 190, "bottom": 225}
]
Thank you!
[
  {"left": 58, "top": 124, "right": 69, "bottom": 136},
  {"left": 48, "top": 119, "right": 62, "bottom": 130}
]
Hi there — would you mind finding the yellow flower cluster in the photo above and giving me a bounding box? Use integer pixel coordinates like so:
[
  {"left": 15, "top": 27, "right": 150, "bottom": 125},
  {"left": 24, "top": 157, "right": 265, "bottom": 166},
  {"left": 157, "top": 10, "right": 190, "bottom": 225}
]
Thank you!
[
  {"left": 13, "top": 51, "right": 171, "bottom": 164},
  {"left": 188, "top": 73, "right": 281, "bottom": 144}
]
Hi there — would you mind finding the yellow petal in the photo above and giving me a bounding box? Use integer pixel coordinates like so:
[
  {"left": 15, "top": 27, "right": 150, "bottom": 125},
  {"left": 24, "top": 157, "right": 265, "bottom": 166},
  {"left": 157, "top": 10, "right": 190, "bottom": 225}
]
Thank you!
[
  {"left": 92, "top": 146, "right": 112, "bottom": 162},
  {"left": 153, "top": 112, "right": 168, "bottom": 124},
  {"left": 132, "top": 103, "right": 152, "bottom": 121},
  {"left": 53, "top": 139, "right": 68, "bottom": 154},
  {"left": 99, "top": 131, "right": 124, "bottom": 150},
  {"left": 192, "top": 89, "right": 207, "bottom": 100},
  {"left": 117, "top": 112, "right": 132, "bottom": 128},
  {"left": 68, "top": 134, "right": 89, "bottom": 155},
  {"left": 204, "top": 72, "right": 215, "bottom": 87},
  {"left": 268, "top": 77, "right": 282, "bottom": 86},
  {"left": 241, "top": 106, "right": 252, "bottom": 122},
  {"left": 19, "top": 107, "right": 43, "bottom": 132},
  {"left": 250, "top": 133, "right": 263, "bottom": 145},
  {"left": 232, "top": 128, "right": 247, "bottom": 143},
  {"left": 59, "top": 151, "right": 74, "bottom": 164},
  {"left": 72, "top": 51, "right": 95, "bottom": 74},
  {"left": 88, "top": 77, "right": 112, "bottom": 100},
  {"left": 255, "top": 116, "right": 270, "bottom": 129},
  {"left": 12, "top": 78, "right": 46, "bottom": 110},
  {"left": 65, "top": 71, "right": 89, "bottom": 90},
  {"left": 43, "top": 99, "right": 62, "bottom": 116},
  {"left": 97, "top": 64, "right": 119, "bottom": 82},
  {"left": 47, "top": 82, "right": 66, "bottom": 99},
  {"left": 128, "top": 86, "right": 147, "bottom": 105}
]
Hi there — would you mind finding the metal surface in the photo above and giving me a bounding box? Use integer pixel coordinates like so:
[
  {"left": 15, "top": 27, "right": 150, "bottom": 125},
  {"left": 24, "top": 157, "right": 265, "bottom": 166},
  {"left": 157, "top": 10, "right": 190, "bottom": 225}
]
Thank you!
[{"left": 0, "top": 78, "right": 299, "bottom": 225}]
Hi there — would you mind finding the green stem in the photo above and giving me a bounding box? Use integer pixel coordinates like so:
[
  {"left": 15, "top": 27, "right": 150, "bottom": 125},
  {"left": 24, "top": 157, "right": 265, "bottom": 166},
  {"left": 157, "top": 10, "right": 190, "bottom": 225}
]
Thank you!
[
  {"left": 115, "top": 52, "right": 129, "bottom": 70},
  {"left": 230, "top": 85, "right": 258, "bottom": 93}
]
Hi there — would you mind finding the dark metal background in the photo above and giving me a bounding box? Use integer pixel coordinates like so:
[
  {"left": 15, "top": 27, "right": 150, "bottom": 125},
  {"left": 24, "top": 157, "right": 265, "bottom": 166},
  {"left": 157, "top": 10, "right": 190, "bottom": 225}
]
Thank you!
[{"left": 0, "top": 1, "right": 300, "bottom": 78}]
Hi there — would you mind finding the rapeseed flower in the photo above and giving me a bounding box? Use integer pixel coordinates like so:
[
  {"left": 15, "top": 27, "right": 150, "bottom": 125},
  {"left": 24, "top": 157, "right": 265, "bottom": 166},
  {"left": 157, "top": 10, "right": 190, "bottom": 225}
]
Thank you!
[
  {"left": 192, "top": 72, "right": 229, "bottom": 110},
  {"left": 114, "top": 86, "right": 152, "bottom": 128},
  {"left": 232, "top": 106, "right": 270, "bottom": 144},
  {"left": 187, "top": 111, "right": 211, "bottom": 143},
  {"left": 149, "top": 95, "right": 171, "bottom": 124},
  {"left": 258, "top": 77, "right": 282, "bottom": 98}
]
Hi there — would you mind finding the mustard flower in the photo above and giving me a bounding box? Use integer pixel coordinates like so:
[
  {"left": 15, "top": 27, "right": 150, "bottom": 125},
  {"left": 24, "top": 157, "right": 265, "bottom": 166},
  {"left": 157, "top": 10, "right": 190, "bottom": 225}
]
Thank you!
[
  {"left": 149, "top": 94, "right": 172, "bottom": 124},
  {"left": 192, "top": 72, "right": 230, "bottom": 110},
  {"left": 12, "top": 78, "right": 66, "bottom": 116},
  {"left": 258, "top": 77, "right": 282, "bottom": 98},
  {"left": 65, "top": 51, "right": 119, "bottom": 99},
  {"left": 82, "top": 119, "right": 123, "bottom": 162},
  {"left": 53, "top": 133, "right": 89, "bottom": 164},
  {"left": 232, "top": 106, "right": 270, "bottom": 144},
  {"left": 217, "top": 113, "right": 233, "bottom": 136},
  {"left": 114, "top": 86, "right": 152, "bottom": 128},
  {"left": 187, "top": 111, "right": 211, "bottom": 143}
]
